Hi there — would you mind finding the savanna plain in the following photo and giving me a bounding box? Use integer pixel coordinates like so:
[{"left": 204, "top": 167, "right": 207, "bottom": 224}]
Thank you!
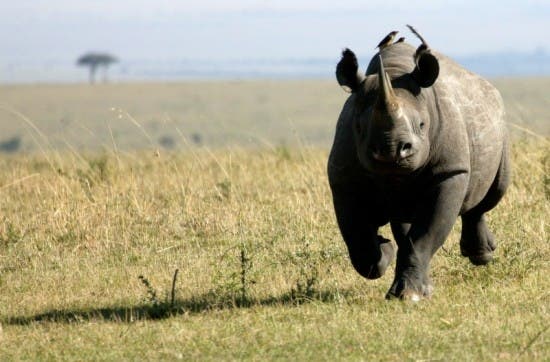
[{"left": 0, "top": 78, "right": 548, "bottom": 360}]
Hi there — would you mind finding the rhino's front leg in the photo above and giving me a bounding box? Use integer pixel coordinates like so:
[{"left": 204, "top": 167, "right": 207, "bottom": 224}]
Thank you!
[
  {"left": 387, "top": 173, "right": 468, "bottom": 300},
  {"left": 331, "top": 186, "right": 395, "bottom": 279}
]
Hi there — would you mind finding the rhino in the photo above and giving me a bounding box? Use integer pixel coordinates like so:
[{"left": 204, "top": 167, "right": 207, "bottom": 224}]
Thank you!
[{"left": 328, "top": 26, "right": 510, "bottom": 300}]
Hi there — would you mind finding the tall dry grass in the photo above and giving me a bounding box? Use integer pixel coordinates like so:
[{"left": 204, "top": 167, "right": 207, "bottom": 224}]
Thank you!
[{"left": 0, "top": 136, "right": 548, "bottom": 359}]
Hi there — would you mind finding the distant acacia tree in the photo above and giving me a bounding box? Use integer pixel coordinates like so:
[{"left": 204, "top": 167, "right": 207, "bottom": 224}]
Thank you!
[{"left": 77, "top": 52, "right": 118, "bottom": 84}]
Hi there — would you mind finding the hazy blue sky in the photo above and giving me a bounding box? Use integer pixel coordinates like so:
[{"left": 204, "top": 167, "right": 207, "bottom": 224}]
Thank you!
[{"left": 1, "top": 0, "right": 549, "bottom": 63}]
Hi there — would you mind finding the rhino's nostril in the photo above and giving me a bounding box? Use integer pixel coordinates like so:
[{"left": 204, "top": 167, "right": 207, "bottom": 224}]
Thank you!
[{"left": 399, "top": 142, "right": 414, "bottom": 159}]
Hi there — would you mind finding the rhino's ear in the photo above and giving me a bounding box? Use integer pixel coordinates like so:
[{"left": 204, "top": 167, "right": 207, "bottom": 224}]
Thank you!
[
  {"left": 336, "top": 48, "right": 365, "bottom": 93},
  {"left": 412, "top": 50, "right": 439, "bottom": 88}
]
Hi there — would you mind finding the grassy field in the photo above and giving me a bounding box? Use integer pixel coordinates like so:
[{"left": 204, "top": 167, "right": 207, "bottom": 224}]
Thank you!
[
  {"left": 0, "top": 78, "right": 548, "bottom": 153},
  {"left": 0, "top": 79, "right": 548, "bottom": 360},
  {"left": 0, "top": 80, "right": 343, "bottom": 151}
]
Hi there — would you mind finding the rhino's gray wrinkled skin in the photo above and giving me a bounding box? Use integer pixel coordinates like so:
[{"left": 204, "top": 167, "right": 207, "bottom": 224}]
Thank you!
[{"left": 328, "top": 33, "right": 510, "bottom": 300}]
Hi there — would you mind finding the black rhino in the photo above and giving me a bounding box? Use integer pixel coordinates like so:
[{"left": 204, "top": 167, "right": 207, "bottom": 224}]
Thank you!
[{"left": 328, "top": 26, "right": 510, "bottom": 300}]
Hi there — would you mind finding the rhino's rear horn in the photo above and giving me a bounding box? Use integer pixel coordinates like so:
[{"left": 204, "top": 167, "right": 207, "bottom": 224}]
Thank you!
[{"left": 336, "top": 48, "right": 365, "bottom": 93}]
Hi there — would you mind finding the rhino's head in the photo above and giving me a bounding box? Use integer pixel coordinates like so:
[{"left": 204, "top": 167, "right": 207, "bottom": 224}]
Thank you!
[{"left": 336, "top": 43, "right": 439, "bottom": 176}]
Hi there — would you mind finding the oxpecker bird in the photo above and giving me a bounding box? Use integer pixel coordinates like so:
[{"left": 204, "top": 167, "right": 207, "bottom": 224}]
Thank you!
[
  {"left": 376, "top": 31, "right": 398, "bottom": 50},
  {"left": 407, "top": 24, "right": 433, "bottom": 65}
]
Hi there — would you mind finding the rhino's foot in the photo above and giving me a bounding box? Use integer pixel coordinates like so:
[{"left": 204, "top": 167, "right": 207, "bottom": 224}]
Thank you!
[
  {"left": 385, "top": 272, "right": 433, "bottom": 302},
  {"left": 349, "top": 236, "right": 396, "bottom": 280},
  {"left": 463, "top": 249, "right": 494, "bottom": 266},
  {"left": 460, "top": 214, "right": 496, "bottom": 266}
]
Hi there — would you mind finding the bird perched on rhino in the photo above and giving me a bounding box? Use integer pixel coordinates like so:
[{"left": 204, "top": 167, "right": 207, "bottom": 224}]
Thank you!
[
  {"left": 376, "top": 31, "right": 399, "bottom": 50},
  {"left": 407, "top": 24, "right": 430, "bottom": 58},
  {"left": 406, "top": 24, "right": 438, "bottom": 86},
  {"left": 394, "top": 37, "right": 405, "bottom": 44}
]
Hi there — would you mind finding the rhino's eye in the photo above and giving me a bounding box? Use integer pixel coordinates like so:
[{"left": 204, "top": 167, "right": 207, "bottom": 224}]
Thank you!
[{"left": 419, "top": 121, "right": 425, "bottom": 129}]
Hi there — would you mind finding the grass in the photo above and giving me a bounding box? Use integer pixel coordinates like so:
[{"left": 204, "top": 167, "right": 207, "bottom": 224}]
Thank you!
[
  {"left": 0, "top": 140, "right": 548, "bottom": 360},
  {"left": 0, "top": 80, "right": 548, "bottom": 360},
  {"left": 0, "top": 78, "right": 548, "bottom": 153},
  {"left": 0, "top": 80, "right": 343, "bottom": 151}
]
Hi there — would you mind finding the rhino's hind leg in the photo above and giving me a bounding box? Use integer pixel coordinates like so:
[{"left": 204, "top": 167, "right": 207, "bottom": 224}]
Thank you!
[
  {"left": 461, "top": 145, "right": 510, "bottom": 265},
  {"left": 460, "top": 213, "right": 496, "bottom": 265}
]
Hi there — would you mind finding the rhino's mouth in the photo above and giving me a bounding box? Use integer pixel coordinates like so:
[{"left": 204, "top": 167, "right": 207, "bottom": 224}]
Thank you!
[
  {"left": 371, "top": 150, "right": 414, "bottom": 164},
  {"left": 364, "top": 153, "right": 418, "bottom": 175}
]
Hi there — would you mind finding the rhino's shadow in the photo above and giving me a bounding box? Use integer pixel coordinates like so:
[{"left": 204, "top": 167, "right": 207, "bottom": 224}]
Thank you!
[{"left": 4, "top": 289, "right": 350, "bottom": 325}]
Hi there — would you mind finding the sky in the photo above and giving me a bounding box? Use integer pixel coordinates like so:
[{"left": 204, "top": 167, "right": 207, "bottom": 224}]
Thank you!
[{"left": 1, "top": 1, "right": 549, "bottom": 63}]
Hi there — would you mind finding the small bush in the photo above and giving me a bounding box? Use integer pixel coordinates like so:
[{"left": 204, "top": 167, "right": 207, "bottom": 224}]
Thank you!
[{"left": 0, "top": 136, "right": 22, "bottom": 153}]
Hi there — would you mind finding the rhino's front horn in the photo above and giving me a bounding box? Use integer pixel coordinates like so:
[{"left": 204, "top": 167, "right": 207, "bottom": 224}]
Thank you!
[{"left": 376, "top": 55, "right": 398, "bottom": 112}]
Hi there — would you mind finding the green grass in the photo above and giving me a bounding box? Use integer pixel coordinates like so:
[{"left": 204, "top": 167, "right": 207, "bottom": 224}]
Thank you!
[{"left": 0, "top": 80, "right": 548, "bottom": 360}]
